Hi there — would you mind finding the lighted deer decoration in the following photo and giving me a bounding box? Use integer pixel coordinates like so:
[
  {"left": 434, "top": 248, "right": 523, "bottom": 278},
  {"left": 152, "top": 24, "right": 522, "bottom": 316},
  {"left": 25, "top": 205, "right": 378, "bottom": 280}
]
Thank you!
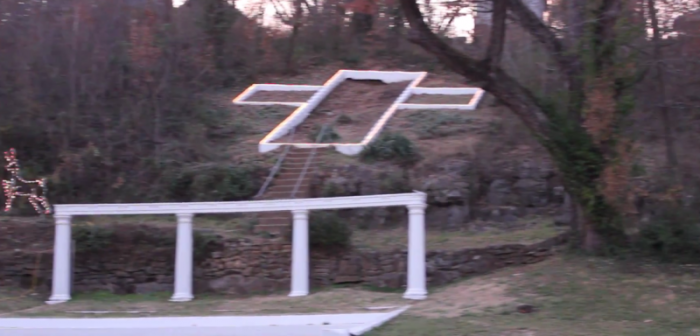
[{"left": 2, "top": 148, "right": 52, "bottom": 215}]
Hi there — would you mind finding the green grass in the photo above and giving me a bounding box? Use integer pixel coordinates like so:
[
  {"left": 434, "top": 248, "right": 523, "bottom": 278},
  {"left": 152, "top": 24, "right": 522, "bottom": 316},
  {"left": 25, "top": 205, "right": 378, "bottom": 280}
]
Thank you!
[
  {"left": 71, "top": 291, "right": 172, "bottom": 302},
  {"left": 6, "top": 254, "right": 700, "bottom": 336},
  {"left": 352, "top": 217, "right": 565, "bottom": 251},
  {"left": 404, "top": 110, "right": 479, "bottom": 139},
  {"left": 367, "top": 256, "right": 700, "bottom": 336},
  {"left": 0, "top": 289, "right": 44, "bottom": 315}
]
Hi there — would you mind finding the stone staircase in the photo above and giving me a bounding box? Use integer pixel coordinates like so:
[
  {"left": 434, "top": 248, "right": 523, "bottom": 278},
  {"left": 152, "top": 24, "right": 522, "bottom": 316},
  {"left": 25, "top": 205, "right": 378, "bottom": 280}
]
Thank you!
[{"left": 254, "top": 147, "right": 319, "bottom": 233}]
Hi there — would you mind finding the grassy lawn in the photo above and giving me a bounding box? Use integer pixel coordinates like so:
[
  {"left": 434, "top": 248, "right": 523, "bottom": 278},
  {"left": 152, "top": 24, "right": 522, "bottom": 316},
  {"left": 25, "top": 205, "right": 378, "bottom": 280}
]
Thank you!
[
  {"left": 368, "top": 256, "right": 700, "bottom": 336},
  {"left": 5, "top": 288, "right": 407, "bottom": 318},
  {"left": 4, "top": 255, "right": 699, "bottom": 336},
  {"left": 352, "top": 217, "right": 565, "bottom": 251},
  {"left": 4, "top": 213, "right": 698, "bottom": 335},
  {"left": 0, "top": 288, "right": 45, "bottom": 316}
]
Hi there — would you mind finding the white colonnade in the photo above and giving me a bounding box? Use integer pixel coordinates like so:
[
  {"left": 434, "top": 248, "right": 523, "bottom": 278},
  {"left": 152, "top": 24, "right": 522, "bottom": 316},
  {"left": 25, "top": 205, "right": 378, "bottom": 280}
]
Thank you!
[{"left": 46, "top": 192, "right": 428, "bottom": 304}]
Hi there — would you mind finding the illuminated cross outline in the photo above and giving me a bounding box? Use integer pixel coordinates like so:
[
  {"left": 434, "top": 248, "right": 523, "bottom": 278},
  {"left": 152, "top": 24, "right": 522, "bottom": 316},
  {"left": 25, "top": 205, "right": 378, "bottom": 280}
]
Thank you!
[{"left": 233, "top": 70, "right": 485, "bottom": 156}]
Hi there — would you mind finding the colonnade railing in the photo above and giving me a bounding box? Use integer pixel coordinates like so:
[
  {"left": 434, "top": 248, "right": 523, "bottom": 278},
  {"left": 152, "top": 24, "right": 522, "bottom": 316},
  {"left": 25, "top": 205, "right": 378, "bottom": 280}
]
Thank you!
[{"left": 46, "top": 192, "right": 429, "bottom": 304}]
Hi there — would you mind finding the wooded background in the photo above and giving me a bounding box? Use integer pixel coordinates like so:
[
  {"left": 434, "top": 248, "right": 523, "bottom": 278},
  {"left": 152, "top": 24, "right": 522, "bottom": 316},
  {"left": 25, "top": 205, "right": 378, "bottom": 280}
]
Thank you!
[{"left": 1, "top": 0, "right": 699, "bottom": 252}]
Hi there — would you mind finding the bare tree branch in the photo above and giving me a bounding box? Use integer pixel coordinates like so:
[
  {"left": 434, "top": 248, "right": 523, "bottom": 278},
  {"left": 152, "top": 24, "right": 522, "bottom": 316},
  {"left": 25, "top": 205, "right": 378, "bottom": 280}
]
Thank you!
[
  {"left": 505, "top": 0, "right": 584, "bottom": 121},
  {"left": 398, "top": 0, "right": 551, "bottom": 138},
  {"left": 506, "top": 0, "right": 576, "bottom": 76},
  {"left": 647, "top": 0, "right": 679, "bottom": 176},
  {"left": 484, "top": 0, "right": 507, "bottom": 71},
  {"left": 592, "top": 0, "right": 624, "bottom": 71}
]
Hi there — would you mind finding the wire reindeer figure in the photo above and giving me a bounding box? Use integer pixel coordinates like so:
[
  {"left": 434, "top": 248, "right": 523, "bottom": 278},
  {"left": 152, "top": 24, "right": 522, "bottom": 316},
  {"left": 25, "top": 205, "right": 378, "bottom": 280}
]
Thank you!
[{"left": 2, "top": 148, "right": 52, "bottom": 215}]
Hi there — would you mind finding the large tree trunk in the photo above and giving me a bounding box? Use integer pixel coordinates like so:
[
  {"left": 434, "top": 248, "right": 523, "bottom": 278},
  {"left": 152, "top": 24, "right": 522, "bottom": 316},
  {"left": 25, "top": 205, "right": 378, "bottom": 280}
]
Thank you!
[
  {"left": 285, "top": 0, "right": 303, "bottom": 74},
  {"left": 398, "top": 0, "right": 633, "bottom": 252}
]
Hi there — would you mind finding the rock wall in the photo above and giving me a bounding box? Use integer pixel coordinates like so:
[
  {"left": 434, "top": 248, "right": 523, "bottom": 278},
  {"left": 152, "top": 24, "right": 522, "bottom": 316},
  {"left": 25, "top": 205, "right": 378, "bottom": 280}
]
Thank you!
[
  {"left": 312, "top": 157, "right": 573, "bottom": 230},
  {"left": 0, "top": 223, "right": 569, "bottom": 295}
]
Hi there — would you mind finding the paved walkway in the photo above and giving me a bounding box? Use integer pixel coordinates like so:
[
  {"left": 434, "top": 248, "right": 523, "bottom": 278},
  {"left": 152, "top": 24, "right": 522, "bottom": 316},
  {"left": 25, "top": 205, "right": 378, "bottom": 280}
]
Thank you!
[
  {"left": 0, "top": 307, "right": 410, "bottom": 336},
  {"left": 2, "top": 325, "right": 350, "bottom": 336}
]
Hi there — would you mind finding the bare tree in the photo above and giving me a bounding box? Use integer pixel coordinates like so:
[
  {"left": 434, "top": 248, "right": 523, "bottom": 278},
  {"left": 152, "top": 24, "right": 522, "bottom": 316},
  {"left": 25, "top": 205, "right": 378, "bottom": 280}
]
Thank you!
[
  {"left": 398, "top": 0, "right": 643, "bottom": 250},
  {"left": 646, "top": 0, "right": 678, "bottom": 180}
]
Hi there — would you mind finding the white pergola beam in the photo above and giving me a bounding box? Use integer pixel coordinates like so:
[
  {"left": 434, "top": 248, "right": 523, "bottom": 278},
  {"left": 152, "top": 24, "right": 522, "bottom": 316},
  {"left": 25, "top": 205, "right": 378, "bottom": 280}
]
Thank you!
[{"left": 52, "top": 193, "right": 425, "bottom": 216}]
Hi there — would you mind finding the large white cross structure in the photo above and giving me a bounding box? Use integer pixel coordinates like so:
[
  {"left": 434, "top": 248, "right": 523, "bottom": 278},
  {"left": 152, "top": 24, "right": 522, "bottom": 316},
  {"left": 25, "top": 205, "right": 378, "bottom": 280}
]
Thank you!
[{"left": 233, "top": 70, "right": 485, "bottom": 156}]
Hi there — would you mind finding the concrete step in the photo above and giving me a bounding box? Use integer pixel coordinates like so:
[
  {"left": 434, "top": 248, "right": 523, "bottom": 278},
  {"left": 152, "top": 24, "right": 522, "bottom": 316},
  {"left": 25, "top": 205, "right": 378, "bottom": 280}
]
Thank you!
[
  {"left": 269, "top": 178, "right": 312, "bottom": 188},
  {"left": 266, "top": 180, "right": 311, "bottom": 193},
  {"left": 286, "top": 150, "right": 315, "bottom": 156},
  {"left": 263, "top": 191, "right": 310, "bottom": 198},
  {"left": 278, "top": 168, "right": 310, "bottom": 174},
  {"left": 272, "top": 175, "right": 303, "bottom": 183},
  {"left": 280, "top": 160, "right": 319, "bottom": 166},
  {"left": 253, "top": 146, "right": 320, "bottom": 233},
  {"left": 266, "top": 186, "right": 307, "bottom": 194}
]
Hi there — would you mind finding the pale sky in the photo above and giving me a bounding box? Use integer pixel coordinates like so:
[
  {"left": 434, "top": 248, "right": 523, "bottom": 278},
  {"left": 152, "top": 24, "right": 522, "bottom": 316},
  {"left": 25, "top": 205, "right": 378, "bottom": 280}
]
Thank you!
[{"left": 172, "top": 0, "right": 473, "bottom": 37}]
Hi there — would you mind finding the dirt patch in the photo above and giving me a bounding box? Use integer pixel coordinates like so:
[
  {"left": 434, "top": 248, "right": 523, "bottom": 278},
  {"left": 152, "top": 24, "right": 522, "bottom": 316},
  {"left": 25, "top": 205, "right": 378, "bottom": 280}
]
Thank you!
[
  {"left": 409, "top": 280, "right": 516, "bottom": 318},
  {"left": 406, "top": 94, "right": 475, "bottom": 105},
  {"left": 211, "top": 288, "right": 404, "bottom": 315},
  {"left": 382, "top": 107, "right": 498, "bottom": 163},
  {"left": 272, "top": 79, "right": 411, "bottom": 144},
  {"left": 247, "top": 90, "right": 316, "bottom": 102},
  {"left": 204, "top": 90, "right": 295, "bottom": 161},
  {"left": 414, "top": 73, "right": 473, "bottom": 87}
]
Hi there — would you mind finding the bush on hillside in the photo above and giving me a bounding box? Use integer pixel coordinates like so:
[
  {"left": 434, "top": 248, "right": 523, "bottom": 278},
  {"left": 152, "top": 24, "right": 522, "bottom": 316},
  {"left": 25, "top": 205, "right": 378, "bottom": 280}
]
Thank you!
[
  {"left": 360, "top": 132, "right": 421, "bottom": 165},
  {"left": 308, "top": 124, "right": 341, "bottom": 143},
  {"left": 378, "top": 170, "right": 412, "bottom": 194},
  {"left": 309, "top": 211, "right": 352, "bottom": 250},
  {"left": 337, "top": 114, "right": 353, "bottom": 125},
  {"left": 73, "top": 224, "right": 114, "bottom": 253},
  {"left": 167, "top": 163, "right": 263, "bottom": 202},
  {"left": 636, "top": 202, "right": 700, "bottom": 263}
]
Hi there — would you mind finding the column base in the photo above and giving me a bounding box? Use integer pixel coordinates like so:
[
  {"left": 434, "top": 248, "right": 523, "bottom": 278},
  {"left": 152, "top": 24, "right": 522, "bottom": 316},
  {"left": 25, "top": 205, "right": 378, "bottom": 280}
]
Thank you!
[
  {"left": 402, "top": 289, "right": 427, "bottom": 300},
  {"left": 288, "top": 291, "right": 309, "bottom": 297},
  {"left": 169, "top": 294, "right": 194, "bottom": 302},
  {"left": 46, "top": 294, "right": 71, "bottom": 305}
]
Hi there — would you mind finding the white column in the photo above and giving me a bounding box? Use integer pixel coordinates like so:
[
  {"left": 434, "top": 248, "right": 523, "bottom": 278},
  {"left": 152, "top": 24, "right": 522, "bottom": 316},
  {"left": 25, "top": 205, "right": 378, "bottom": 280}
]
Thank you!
[
  {"left": 171, "top": 213, "right": 194, "bottom": 302},
  {"left": 47, "top": 214, "right": 72, "bottom": 305},
  {"left": 289, "top": 209, "right": 309, "bottom": 297},
  {"left": 404, "top": 204, "right": 428, "bottom": 300}
]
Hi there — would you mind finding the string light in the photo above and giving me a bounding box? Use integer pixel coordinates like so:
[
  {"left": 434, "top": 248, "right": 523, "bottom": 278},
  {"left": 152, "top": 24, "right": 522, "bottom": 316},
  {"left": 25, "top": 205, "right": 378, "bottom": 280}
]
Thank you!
[{"left": 2, "top": 148, "right": 52, "bottom": 215}]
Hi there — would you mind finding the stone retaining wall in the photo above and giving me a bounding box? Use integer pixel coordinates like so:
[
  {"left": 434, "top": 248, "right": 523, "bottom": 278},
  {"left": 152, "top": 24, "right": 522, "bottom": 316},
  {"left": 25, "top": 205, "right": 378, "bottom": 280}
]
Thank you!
[{"left": 0, "top": 223, "right": 568, "bottom": 295}]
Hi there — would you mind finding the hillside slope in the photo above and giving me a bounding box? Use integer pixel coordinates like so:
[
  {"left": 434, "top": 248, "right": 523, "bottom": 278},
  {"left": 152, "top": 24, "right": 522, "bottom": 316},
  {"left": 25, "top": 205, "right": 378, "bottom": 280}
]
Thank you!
[{"left": 221, "top": 66, "right": 568, "bottom": 231}]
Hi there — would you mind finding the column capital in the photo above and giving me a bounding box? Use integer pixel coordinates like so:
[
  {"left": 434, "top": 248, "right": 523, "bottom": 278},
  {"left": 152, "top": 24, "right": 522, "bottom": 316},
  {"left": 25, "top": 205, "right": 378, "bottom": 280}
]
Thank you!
[
  {"left": 54, "top": 214, "right": 72, "bottom": 223},
  {"left": 407, "top": 204, "right": 426, "bottom": 212},
  {"left": 291, "top": 209, "right": 309, "bottom": 218},
  {"left": 176, "top": 213, "right": 194, "bottom": 222}
]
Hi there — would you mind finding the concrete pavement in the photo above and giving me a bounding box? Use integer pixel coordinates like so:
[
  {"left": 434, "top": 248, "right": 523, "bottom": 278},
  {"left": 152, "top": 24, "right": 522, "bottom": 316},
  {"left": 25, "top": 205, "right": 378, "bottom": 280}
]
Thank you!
[{"left": 0, "top": 306, "right": 410, "bottom": 336}]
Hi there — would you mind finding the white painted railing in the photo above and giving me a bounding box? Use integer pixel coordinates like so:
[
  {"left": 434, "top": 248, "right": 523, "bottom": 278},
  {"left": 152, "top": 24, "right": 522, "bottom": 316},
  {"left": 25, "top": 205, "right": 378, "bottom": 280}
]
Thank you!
[
  {"left": 47, "top": 192, "right": 428, "bottom": 304},
  {"left": 233, "top": 70, "right": 486, "bottom": 156}
]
